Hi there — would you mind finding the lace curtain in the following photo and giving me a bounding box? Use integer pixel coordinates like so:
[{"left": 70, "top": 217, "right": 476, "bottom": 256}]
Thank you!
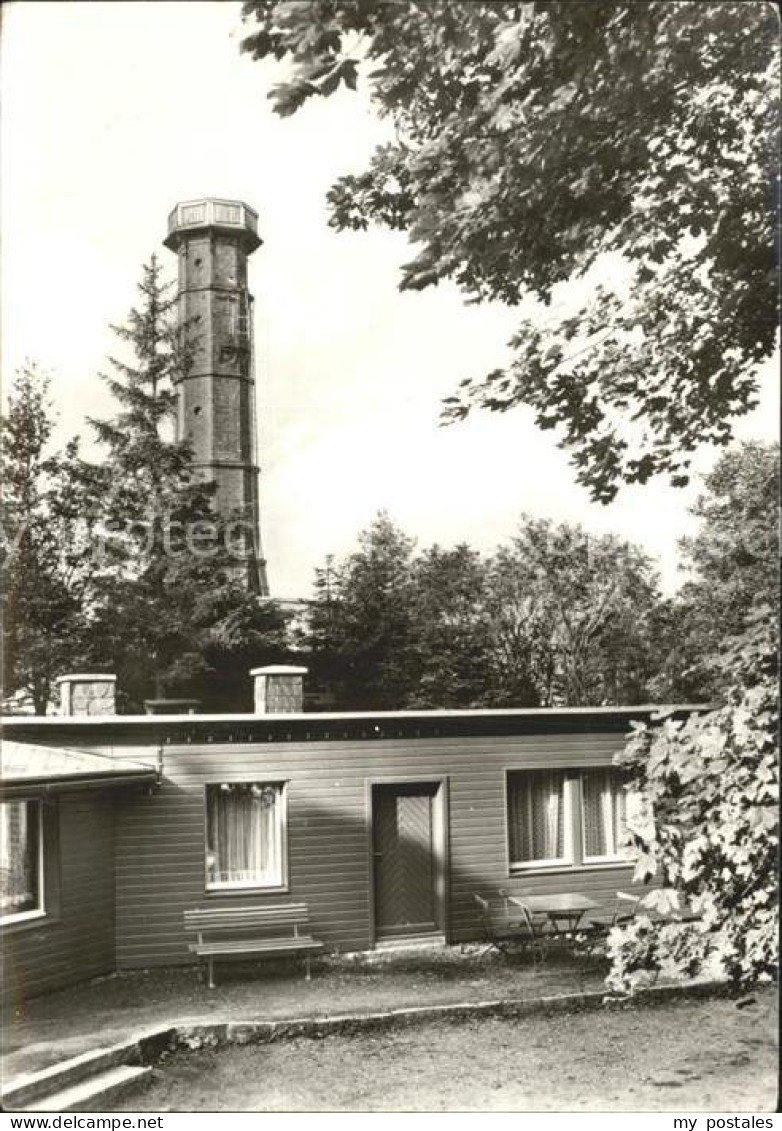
[
  {"left": 0, "top": 800, "right": 40, "bottom": 916},
  {"left": 582, "top": 769, "right": 626, "bottom": 857},
  {"left": 206, "top": 783, "right": 281, "bottom": 887},
  {"left": 508, "top": 770, "right": 566, "bottom": 864}
]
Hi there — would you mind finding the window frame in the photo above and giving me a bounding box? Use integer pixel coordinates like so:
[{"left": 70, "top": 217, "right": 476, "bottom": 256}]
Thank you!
[
  {"left": 203, "top": 779, "right": 289, "bottom": 896},
  {"left": 506, "top": 768, "right": 575, "bottom": 870},
  {"left": 0, "top": 797, "right": 46, "bottom": 926},
  {"left": 215, "top": 293, "right": 249, "bottom": 346},
  {"left": 506, "top": 767, "right": 635, "bottom": 875},
  {"left": 580, "top": 767, "right": 628, "bottom": 865}
]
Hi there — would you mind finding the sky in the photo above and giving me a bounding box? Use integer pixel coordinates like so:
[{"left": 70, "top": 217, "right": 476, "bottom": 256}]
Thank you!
[{"left": 2, "top": 0, "right": 779, "bottom": 598}]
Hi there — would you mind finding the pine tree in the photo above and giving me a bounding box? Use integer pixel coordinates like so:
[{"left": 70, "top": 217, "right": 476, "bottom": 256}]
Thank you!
[
  {"left": 307, "top": 512, "right": 417, "bottom": 709},
  {"left": 84, "top": 257, "right": 288, "bottom": 709}
]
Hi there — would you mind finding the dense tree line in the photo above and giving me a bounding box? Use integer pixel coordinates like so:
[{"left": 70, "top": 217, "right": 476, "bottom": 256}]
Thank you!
[
  {"left": 302, "top": 435, "right": 778, "bottom": 711},
  {"left": 306, "top": 511, "right": 665, "bottom": 709},
  {"left": 3, "top": 323, "right": 776, "bottom": 715}
]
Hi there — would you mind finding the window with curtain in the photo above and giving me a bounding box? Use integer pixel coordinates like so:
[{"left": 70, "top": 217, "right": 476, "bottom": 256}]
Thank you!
[
  {"left": 507, "top": 768, "right": 633, "bottom": 870},
  {"left": 508, "top": 770, "right": 569, "bottom": 866},
  {"left": 581, "top": 768, "right": 628, "bottom": 859},
  {"left": 205, "top": 782, "right": 285, "bottom": 890},
  {"left": 0, "top": 799, "right": 43, "bottom": 921}
]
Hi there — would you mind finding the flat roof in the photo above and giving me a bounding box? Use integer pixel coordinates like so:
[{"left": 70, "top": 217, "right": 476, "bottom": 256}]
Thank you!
[
  {"left": 1, "top": 740, "right": 158, "bottom": 793},
  {"left": 2, "top": 704, "right": 709, "bottom": 725},
  {"left": 1, "top": 704, "right": 710, "bottom": 745}
]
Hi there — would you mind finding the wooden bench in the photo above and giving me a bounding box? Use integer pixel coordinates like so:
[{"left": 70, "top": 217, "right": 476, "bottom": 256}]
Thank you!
[{"left": 183, "top": 904, "right": 324, "bottom": 989}]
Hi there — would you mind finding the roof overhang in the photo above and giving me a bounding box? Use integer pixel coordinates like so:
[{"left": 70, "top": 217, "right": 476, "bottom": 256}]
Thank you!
[
  {"left": 1, "top": 740, "right": 158, "bottom": 797},
  {"left": 1, "top": 704, "right": 714, "bottom": 747}
]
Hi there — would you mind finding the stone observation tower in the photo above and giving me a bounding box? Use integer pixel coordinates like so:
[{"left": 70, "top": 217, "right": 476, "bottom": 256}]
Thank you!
[{"left": 164, "top": 198, "right": 269, "bottom": 594}]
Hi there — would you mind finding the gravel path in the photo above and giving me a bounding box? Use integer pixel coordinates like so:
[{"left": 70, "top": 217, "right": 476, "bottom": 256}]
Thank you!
[{"left": 114, "top": 987, "right": 777, "bottom": 1112}]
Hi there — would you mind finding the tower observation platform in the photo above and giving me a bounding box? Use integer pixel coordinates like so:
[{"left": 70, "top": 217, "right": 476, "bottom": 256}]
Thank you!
[{"left": 164, "top": 198, "right": 268, "bottom": 595}]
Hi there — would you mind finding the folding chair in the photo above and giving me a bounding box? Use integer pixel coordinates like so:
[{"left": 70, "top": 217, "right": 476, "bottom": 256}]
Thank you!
[{"left": 472, "top": 892, "right": 545, "bottom": 964}]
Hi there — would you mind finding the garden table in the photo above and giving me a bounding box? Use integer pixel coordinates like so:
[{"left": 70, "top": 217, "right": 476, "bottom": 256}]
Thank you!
[{"left": 508, "top": 892, "right": 601, "bottom": 934}]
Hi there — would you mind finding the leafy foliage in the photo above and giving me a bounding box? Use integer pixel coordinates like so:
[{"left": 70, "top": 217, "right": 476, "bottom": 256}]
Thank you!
[
  {"left": 607, "top": 606, "right": 778, "bottom": 992},
  {"left": 407, "top": 544, "right": 494, "bottom": 708},
  {"left": 1, "top": 366, "right": 99, "bottom": 712},
  {"left": 242, "top": 0, "right": 779, "bottom": 501},
  {"left": 652, "top": 441, "right": 780, "bottom": 702},
  {"left": 681, "top": 442, "right": 779, "bottom": 621},
  {"left": 483, "top": 517, "right": 661, "bottom": 706}
]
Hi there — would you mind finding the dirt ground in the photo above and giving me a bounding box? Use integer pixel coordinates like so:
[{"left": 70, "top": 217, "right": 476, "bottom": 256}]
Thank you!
[
  {"left": 113, "top": 988, "right": 778, "bottom": 1113},
  {"left": 3, "top": 947, "right": 609, "bottom": 1079}
]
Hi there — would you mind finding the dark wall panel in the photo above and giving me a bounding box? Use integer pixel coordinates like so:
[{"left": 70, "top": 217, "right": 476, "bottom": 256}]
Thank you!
[{"left": 2, "top": 792, "right": 116, "bottom": 1006}]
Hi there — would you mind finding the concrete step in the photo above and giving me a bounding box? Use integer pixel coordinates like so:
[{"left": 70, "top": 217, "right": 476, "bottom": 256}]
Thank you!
[
  {"left": 2, "top": 1040, "right": 141, "bottom": 1110},
  {"left": 19, "top": 1064, "right": 152, "bottom": 1113},
  {"left": 375, "top": 933, "right": 446, "bottom": 952}
]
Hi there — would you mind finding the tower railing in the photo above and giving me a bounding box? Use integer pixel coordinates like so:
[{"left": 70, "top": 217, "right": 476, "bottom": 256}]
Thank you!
[{"left": 166, "top": 199, "right": 259, "bottom": 238}]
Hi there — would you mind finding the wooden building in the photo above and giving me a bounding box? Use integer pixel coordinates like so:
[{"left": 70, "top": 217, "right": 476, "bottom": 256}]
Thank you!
[
  {"left": 1, "top": 740, "right": 157, "bottom": 1001},
  {"left": 1, "top": 691, "right": 698, "bottom": 1003}
]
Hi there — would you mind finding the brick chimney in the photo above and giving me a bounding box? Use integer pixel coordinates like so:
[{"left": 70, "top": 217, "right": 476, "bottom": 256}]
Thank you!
[
  {"left": 250, "top": 665, "right": 307, "bottom": 714},
  {"left": 57, "top": 674, "right": 116, "bottom": 716}
]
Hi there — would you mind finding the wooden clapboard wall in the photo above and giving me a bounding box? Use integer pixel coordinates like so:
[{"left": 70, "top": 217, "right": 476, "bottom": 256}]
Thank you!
[
  {"left": 2, "top": 792, "right": 116, "bottom": 1005},
  {"left": 4, "top": 707, "right": 684, "bottom": 980},
  {"left": 105, "top": 727, "right": 637, "bottom": 969}
]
